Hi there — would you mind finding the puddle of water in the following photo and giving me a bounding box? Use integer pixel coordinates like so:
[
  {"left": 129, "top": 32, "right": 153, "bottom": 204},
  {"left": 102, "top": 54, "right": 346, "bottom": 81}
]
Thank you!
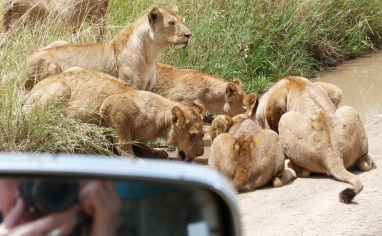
[{"left": 318, "top": 50, "right": 382, "bottom": 123}]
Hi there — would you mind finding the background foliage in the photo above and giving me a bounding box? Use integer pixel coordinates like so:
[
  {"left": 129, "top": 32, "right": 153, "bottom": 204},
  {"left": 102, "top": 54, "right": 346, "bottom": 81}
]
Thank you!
[{"left": 1, "top": 0, "right": 381, "bottom": 153}]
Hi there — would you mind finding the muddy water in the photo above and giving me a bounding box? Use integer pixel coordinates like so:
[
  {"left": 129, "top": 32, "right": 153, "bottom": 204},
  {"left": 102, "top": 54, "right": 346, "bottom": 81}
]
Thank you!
[{"left": 318, "top": 50, "right": 382, "bottom": 123}]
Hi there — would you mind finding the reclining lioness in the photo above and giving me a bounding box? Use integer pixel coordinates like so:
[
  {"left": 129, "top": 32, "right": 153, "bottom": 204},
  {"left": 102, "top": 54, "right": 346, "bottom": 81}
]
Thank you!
[
  {"left": 2, "top": 0, "right": 108, "bottom": 41},
  {"left": 209, "top": 94, "right": 296, "bottom": 192},
  {"left": 25, "top": 6, "right": 191, "bottom": 91},
  {"left": 22, "top": 68, "right": 205, "bottom": 161},
  {"left": 256, "top": 76, "right": 374, "bottom": 203},
  {"left": 153, "top": 62, "right": 246, "bottom": 116}
]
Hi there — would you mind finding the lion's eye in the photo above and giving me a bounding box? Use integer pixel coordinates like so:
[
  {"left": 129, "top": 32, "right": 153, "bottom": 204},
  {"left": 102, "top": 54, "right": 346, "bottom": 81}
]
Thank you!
[
  {"left": 169, "top": 21, "right": 176, "bottom": 26},
  {"left": 190, "top": 134, "right": 196, "bottom": 141}
]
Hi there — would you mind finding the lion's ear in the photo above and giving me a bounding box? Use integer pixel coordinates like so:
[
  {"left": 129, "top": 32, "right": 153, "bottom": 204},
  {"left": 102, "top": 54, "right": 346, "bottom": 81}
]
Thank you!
[
  {"left": 266, "top": 89, "right": 288, "bottom": 133},
  {"left": 232, "top": 78, "right": 242, "bottom": 86},
  {"left": 192, "top": 99, "right": 205, "bottom": 117},
  {"left": 170, "top": 5, "right": 179, "bottom": 13},
  {"left": 226, "top": 82, "right": 239, "bottom": 99},
  {"left": 243, "top": 93, "right": 258, "bottom": 118},
  {"left": 149, "top": 7, "right": 163, "bottom": 24},
  {"left": 172, "top": 106, "right": 186, "bottom": 128}
]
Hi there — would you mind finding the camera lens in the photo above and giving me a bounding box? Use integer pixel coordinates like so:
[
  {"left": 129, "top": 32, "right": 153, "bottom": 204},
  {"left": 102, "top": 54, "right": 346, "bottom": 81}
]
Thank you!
[{"left": 21, "top": 179, "right": 78, "bottom": 214}]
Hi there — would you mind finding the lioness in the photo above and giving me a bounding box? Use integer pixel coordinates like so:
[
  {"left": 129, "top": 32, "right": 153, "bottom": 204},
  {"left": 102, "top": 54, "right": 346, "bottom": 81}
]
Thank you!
[
  {"left": 24, "top": 7, "right": 191, "bottom": 91},
  {"left": 256, "top": 76, "right": 374, "bottom": 203},
  {"left": 209, "top": 116, "right": 296, "bottom": 192},
  {"left": 153, "top": 62, "right": 246, "bottom": 117},
  {"left": 22, "top": 69, "right": 205, "bottom": 161},
  {"left": 2, "top": 0, "right": 108, "bottom": 40}
]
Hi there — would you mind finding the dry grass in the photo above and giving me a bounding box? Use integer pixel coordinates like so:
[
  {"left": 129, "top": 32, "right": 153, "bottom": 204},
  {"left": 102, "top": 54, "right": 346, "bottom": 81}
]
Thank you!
[{"left": 1, "top": 0, "right": 382, "bottom": 154}]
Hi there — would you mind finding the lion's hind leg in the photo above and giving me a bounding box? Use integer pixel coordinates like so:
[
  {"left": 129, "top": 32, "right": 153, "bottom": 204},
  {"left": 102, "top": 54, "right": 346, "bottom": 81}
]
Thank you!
[
  {"left": 273, "top": 167, "right": 297, "bottom": 187},
  {"left": 22, "top": 78, "right": 71, "bottom": 113},
  {"left": 287, "top": 161, "right": 311, "bottom": 178},
  {"left": 356, "top": 153, "right": 374, "bottom": 172},
  {"left": 99, "top": 95, "right": 138, "bottom": 159},
  {"left": 209, "top": 133, "right": 238, "bottom": 181}
]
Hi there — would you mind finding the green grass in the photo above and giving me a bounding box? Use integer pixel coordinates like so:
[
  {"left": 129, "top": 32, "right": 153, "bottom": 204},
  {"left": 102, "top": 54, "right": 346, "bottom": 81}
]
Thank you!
[{"left": 1, "top": 0, "right": 382, "bottom": 154}]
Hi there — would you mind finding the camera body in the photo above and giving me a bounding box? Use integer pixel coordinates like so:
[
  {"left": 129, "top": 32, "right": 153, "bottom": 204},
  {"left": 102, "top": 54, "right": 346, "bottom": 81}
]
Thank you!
[{"left": 20, "top": 179, "right": 78, "bottom": 215}]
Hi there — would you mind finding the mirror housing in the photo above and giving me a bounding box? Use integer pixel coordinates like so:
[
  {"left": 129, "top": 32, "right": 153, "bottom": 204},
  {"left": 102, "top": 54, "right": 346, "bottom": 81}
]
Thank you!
[{"left": 0, "top": 153, "right": 241, "bottom": 236}]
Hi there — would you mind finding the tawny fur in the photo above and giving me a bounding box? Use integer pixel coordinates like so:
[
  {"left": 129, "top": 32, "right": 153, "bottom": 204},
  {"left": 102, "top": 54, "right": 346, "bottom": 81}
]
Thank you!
[
  {"left": 210, "top": 93, "right": 257, "bottom": 142},
  {"left": 242, "top": 93, "right": 258, "bottom": 118},
  {"left": 209, "top": 93, "right": 296, "bottom": 192},
  {"left": 314, "top": 81, "right": 343, "bottom": 108},
  {"left": 22, "top": 69, "right": 205, "bottom": 161},
  {"left": 2, "top": 0, "right": 108, "bottom": 41},
  {"left": 256, "top": 76, "right": 374, "bottom": 203},
  {"left": 210, "top": 115, "right": 233, "bottom": 143},
  {"left": 24, "top": 7, "right": 191, "bottom": 91},
  {"left": 209, "top": 118, "right": 296, "bottom": 192},
  {"left": 153, "top": 62, "right": 246, "bottom": 116}
]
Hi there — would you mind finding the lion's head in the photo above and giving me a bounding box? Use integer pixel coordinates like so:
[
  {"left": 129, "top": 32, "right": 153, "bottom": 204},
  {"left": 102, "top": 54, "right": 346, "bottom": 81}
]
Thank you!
[
  {"left": 148, "top": 7, "right": 192, "bottom": 49},
  {"left": 242, "top": 93, "right": 258, "bottom": 118},
  {"left": 210, "top": 115, "right": 233, "bottom": 143},
  {"left": 224, "top": 79, "right": 246, "bottom": 116},
  {"left": 168, "top": 100, "right": 205, "bottom": 162}
]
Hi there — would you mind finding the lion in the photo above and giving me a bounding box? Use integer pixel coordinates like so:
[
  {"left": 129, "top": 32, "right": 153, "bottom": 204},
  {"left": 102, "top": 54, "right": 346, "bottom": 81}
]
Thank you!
[
  {"left": 209, "top": 94, "right": 296, "bottom": 192},
  {"left": 24, "top": 6, "right": 192, "bottom": 91},
  {"left": 255, "top": 76, "right": 374, "bottom": 203},
  {"left": 209, "top": 119, "right": 296, "bottom": 192},
  {"left": 22, "top": 68, "right": 205, "bottom": 161},
  {"left": 2, "top": 0, "right": 108, "bottom": 41},
  {"left": 209, "top": 93, "right": 257, "bottom": 142},
  {"left": 153, "top": 62, "right": 246, "bottom": 117}
]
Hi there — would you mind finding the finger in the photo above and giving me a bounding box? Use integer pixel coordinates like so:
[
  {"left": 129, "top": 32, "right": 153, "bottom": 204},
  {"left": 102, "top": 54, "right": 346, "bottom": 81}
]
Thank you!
[
  {"left": 80, "top": 181, "right": 120, "bottom": 217},
  {"left": 47, "top": 216, "right": 78, "bottom": 236},
  {"left": 2, "top": 198, "right": 24, "bottom": 229},
  {"left": 7, "top": 205, "right": 79, "bottom": 236},
  {"left": 78, "top": 181, "right": 120, "bottom": 236}
]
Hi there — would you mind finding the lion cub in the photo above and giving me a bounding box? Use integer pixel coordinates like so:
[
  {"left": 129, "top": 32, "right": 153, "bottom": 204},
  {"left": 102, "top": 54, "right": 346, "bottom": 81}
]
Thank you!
[
  {"left": 256, "top": 76, "right": 374, "bottom": 203},
  {"left": 209, "top": 94, "right": 296, "bottom": 192},
  {"left": 22, "top": 69, "right": 205, "bottom": 161},
  {"left": 25, "top": 7, "right": 192, "bottom": 91},
  {"left": 153, "top": 62, "right": 246, "bottom": 117}
]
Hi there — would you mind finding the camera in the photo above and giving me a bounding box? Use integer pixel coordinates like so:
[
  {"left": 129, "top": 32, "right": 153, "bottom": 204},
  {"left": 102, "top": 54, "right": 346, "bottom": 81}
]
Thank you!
[{"left": 20, "top": 178, "right": 78, "bottom": 215}]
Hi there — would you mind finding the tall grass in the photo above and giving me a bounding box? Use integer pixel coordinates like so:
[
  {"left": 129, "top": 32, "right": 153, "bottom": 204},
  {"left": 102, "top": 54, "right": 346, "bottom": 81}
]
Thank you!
[{"left": 1, "top": 0, "right": 382, "bottom": 154}]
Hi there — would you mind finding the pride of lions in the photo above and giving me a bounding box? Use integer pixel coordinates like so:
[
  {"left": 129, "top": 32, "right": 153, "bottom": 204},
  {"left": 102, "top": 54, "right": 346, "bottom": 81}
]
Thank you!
[{"left": 4, "top": 4, "right": 374, "bottom": 204}]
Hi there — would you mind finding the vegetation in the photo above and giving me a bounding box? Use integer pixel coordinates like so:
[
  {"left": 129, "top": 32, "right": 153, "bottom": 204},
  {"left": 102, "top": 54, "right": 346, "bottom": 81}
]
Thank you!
[{"left": 1, "top": 0, "right": 382, "bottom": 154}]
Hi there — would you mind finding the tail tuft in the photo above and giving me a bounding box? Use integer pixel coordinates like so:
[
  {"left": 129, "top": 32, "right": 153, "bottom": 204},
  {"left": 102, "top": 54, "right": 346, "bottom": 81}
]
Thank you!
[{"left": 339, "top": 188, "right": 356, "bottom": 204}]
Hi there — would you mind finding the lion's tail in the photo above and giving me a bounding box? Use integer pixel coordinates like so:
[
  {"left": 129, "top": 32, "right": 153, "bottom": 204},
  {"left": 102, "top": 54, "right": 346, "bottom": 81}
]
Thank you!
[{"left": 329, "top": 163, "right": 363, "bottom": 204}]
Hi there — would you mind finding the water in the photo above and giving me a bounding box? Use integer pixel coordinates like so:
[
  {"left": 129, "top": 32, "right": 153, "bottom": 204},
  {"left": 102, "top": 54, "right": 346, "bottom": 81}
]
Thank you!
[{"left": 318, "top": 50, "right": 382, "bottom": 123}]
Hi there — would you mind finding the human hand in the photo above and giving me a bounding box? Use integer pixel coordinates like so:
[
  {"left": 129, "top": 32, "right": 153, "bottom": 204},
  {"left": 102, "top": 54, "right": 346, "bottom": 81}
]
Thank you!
[
  {"left": 79, "top": 180, "right": 121, "bottom": 236},
  {"left": 0, "top": 198, "right": 79, "bottom": 236}
]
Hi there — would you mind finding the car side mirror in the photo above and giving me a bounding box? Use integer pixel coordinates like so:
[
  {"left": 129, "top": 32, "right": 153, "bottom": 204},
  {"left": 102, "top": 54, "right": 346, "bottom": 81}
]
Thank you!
[{"left": 0, "top": 153, "right": 241, "bottom": 236}]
